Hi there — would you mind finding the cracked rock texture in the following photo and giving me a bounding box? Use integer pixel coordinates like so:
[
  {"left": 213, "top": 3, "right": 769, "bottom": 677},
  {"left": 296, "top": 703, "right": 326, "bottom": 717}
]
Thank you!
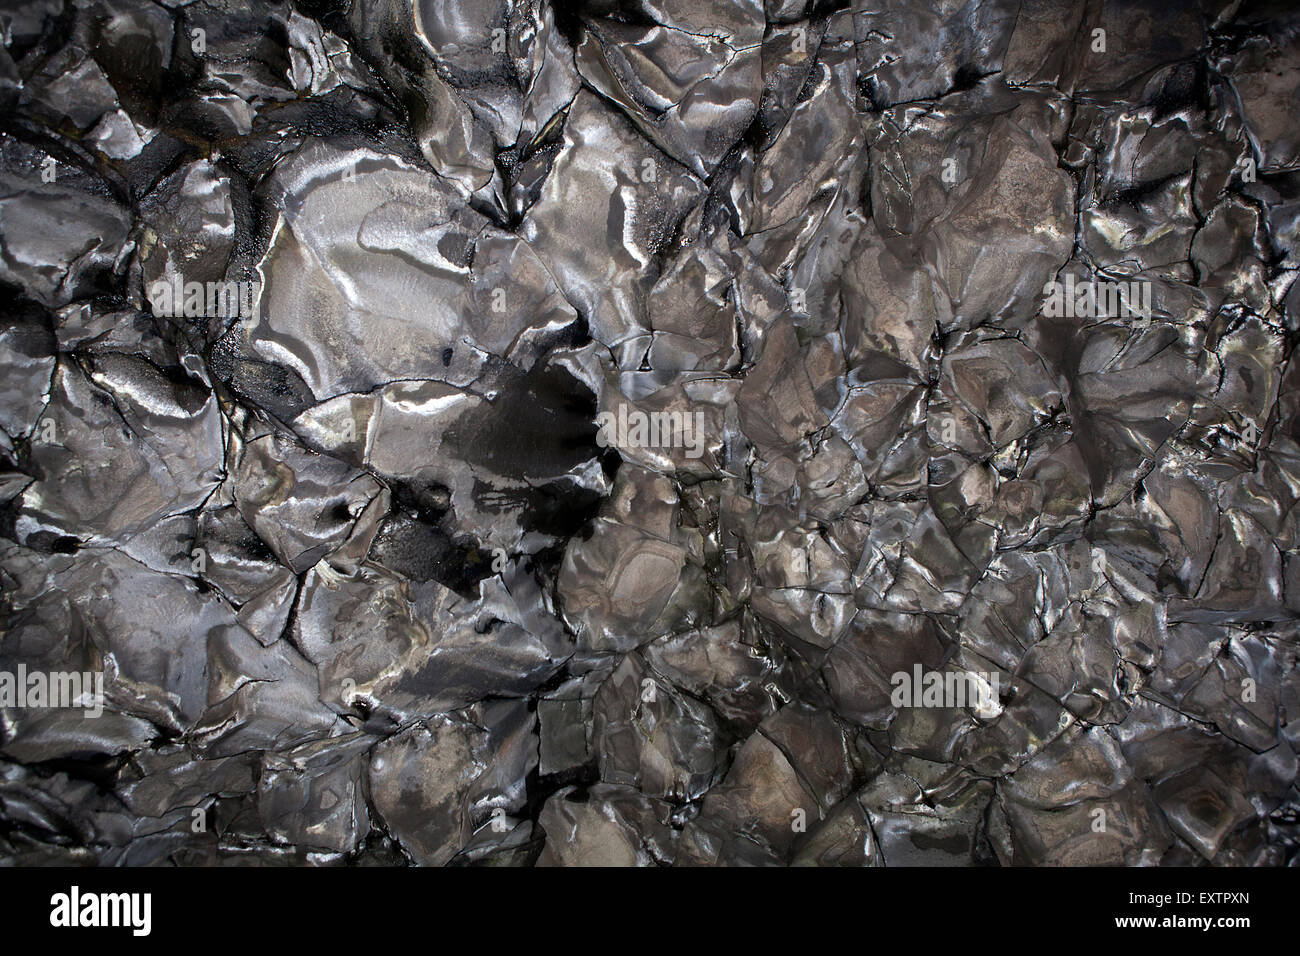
[{"left": 0, "top": 0, "right": 1298, "bottom": 866}]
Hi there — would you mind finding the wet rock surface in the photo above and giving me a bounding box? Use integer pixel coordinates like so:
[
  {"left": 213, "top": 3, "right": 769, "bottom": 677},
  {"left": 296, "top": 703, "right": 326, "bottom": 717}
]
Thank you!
[{"left": 0, "top": 0, "right": 1297, "bottom": 866}]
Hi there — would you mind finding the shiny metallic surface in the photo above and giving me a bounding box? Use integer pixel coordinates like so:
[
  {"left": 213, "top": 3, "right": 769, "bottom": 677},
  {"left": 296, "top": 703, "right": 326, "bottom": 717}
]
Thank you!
[{"left": 0, "top": 0, "right": 1297, "bottom": 867}]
